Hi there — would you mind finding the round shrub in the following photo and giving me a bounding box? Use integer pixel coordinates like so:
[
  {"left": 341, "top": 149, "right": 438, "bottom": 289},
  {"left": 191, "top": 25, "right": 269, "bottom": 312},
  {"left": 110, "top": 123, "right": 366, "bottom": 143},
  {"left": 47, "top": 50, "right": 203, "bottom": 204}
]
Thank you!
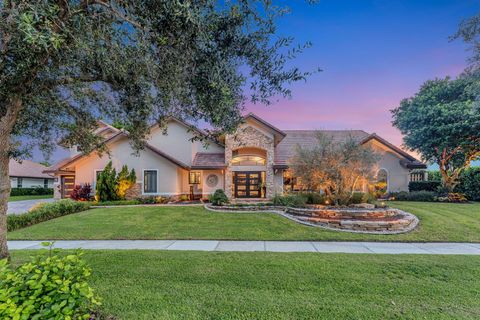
[{"left": 209, "top": 189, "right": 229, "bottom": 205}]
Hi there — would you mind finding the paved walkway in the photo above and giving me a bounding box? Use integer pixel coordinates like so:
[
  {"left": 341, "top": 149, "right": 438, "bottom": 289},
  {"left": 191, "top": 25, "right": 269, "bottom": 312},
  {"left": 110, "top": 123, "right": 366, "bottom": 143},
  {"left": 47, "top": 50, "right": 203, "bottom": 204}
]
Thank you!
[
  {"left": 8, "top": 240, "right": 480, "bottom": 255},
  {"left": 7, "top": 198, "right": 56, "bottom": 214}
]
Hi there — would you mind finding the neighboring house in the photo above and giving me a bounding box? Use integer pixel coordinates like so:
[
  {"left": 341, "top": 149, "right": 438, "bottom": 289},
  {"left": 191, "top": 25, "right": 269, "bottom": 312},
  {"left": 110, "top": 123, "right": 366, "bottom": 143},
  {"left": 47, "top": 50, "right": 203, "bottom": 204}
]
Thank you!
[
  {"left": 45, "top": 114, "right": 426, "bottom": 200},
  {"left": 10, "top": 159, "right": 54, "bottom": 189}
]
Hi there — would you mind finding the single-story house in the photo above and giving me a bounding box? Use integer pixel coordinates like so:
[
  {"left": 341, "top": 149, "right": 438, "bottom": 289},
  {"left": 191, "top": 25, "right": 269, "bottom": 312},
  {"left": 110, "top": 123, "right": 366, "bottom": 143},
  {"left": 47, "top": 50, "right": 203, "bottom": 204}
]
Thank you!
[
  {"left": 45, "top": 114, "right": 426, "bottom": 199},
  {"left": 10, "top": 159, "right": 54, "bottom": 189}
]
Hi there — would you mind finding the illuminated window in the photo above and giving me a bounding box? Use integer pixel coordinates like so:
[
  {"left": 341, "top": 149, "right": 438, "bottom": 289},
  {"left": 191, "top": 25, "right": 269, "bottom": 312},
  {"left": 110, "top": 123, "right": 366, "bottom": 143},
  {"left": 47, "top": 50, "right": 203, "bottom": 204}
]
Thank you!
[
  {"left": 189, "top": 172, "right": 201, "bottom": 184},
  {"left": 231, "top": 155, "right": 266, "bottom": 166}
]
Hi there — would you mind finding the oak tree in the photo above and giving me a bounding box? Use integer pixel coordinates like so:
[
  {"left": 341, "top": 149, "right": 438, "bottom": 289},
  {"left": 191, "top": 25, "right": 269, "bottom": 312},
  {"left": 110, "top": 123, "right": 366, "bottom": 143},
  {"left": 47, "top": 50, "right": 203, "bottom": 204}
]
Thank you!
[{"left": 0, "top": 0, "right": 316, "bottom": 258}]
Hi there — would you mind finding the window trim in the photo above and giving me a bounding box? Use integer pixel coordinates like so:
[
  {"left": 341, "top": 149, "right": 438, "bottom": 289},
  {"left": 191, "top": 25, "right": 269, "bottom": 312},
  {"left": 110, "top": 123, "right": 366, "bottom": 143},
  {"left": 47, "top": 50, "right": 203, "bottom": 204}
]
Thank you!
[{"left": 142, "top": 169, "right": 159, "bottom": 195}]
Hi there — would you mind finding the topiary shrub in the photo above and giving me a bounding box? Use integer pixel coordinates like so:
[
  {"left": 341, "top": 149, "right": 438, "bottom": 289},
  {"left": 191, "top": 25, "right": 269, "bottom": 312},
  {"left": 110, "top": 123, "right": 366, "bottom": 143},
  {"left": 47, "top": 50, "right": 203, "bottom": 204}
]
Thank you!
[
  {"left": 0, "top": 245, "right": 101, "bottom": 319},
  {"left": 7, "top": 200, "right": 90, "bottom": 231},
  {"left": 209, "top": 189, "right": 229, "bottom": 206}
]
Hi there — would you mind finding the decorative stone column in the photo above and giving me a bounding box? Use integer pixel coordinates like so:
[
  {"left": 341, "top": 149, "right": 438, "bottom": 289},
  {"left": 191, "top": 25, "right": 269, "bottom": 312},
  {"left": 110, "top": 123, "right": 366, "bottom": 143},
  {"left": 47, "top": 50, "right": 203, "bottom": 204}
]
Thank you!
[{"left": 224, "top": 125, "right": 275, "bottom": 199}]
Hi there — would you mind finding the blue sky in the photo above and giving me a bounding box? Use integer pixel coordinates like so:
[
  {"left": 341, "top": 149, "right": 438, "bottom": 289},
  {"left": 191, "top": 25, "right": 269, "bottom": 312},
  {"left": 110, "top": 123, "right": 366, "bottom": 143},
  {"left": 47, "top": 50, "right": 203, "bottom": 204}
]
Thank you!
[{"left": 34, "top": 0, "right": 478, "bottom": 165}]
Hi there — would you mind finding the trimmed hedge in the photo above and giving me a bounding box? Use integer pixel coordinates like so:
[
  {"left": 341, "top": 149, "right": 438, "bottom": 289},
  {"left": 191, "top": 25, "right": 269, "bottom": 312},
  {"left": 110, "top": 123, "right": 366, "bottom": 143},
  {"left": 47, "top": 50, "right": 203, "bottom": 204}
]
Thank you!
[
  {"left": 7, "top": 199, "right": 90, "bottom": 231},
  {"left": 389, "top": 191, "right": 437, "bottom": 202},
  {"left": 408, "top": 181, "right": 441, "bottom": 192},
  {"left": 10, "top": 187, "right": 53, "bottom": 196}
]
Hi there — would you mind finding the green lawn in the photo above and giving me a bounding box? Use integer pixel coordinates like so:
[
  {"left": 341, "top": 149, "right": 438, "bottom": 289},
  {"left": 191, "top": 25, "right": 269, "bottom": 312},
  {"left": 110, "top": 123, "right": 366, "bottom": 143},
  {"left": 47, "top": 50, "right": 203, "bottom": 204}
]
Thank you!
[
  {"left": 8, "top": 194, "right": 53, "bottom": 202},
  {"left": 10, "top": 250, "right": 480, "bottom": 319},
  {"left": 8, "top": 201, "right": 480, "bottom": 242}
]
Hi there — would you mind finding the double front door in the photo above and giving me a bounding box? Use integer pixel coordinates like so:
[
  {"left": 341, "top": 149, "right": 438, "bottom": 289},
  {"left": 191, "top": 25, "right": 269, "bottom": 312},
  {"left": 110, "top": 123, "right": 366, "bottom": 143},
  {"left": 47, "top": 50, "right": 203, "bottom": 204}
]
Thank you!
[{"left": 234, "top": 171, "right": 265, "bottom": 198}]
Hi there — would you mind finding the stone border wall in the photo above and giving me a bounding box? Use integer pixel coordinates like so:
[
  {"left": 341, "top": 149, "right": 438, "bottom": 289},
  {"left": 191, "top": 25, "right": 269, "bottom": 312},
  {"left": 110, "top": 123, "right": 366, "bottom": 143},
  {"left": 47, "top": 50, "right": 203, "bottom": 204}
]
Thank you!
[{"left": 204, "top": 204, "right": 419, "bottom": 235}]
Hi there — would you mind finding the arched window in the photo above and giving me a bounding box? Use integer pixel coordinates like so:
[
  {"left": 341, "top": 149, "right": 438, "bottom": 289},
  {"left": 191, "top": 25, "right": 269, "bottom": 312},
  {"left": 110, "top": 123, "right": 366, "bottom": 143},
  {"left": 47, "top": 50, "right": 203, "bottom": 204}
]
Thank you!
[
  {"left": 375, "top": 169, "right": 388, "bottom": 194},
  {"left": 231, "top": 155, "right": 266, "bottom": 166},
  {"left": 231, "top": 148, "right": 267, "bottom": 166}
]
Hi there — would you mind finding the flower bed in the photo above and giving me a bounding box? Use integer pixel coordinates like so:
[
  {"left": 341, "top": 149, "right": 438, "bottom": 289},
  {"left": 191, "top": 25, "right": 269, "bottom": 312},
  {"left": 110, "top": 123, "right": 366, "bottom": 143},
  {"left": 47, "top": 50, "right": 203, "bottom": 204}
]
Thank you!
[{"left": 205, "top": 204, "right": 419, "bottom": 235}]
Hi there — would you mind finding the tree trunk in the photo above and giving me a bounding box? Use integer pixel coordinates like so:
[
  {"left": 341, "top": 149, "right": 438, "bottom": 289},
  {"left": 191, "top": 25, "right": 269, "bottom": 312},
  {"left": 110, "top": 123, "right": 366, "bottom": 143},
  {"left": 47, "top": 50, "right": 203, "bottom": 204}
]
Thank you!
[{"left": 0, "top": 98, "right": 22, "bottom": 259}]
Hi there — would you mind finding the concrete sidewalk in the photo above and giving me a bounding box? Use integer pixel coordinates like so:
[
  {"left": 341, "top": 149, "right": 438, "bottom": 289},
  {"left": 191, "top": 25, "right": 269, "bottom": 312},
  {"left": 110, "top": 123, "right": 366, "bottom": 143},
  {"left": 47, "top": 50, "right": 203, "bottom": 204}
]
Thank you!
[{"left": 8, "top": 240, "right": 480, "bottom": 255}]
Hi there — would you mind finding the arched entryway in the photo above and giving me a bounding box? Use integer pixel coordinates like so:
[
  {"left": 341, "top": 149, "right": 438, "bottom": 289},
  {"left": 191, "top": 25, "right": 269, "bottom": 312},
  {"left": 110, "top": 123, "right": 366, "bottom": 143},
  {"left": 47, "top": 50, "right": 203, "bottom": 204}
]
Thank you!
[{"left": 231, "top": 147, "right": 267, "bottom": 198}]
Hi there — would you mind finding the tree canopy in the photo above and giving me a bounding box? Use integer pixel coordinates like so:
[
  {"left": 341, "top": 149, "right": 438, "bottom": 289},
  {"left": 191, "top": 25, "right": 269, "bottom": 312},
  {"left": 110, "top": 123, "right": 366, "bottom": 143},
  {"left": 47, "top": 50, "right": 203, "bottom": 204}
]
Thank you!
[
  {"left": 1, "top": 0, "right": 316, "bottom": 156},
  {"left": 391, "top": 73, "right": 480, "bottom": 190},
  {"left": 0, "top": 0, "right": 317, "bottom": 258},
  {"left": 454, "top": 12, "right": 480, "bottom": 70}
]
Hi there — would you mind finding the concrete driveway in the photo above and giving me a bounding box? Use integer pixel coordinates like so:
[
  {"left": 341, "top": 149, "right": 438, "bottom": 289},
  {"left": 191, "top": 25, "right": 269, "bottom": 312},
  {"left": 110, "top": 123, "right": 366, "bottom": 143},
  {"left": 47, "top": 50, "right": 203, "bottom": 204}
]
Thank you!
[{"left": 7, "top": 198, "right": 56, "bottom": 215}]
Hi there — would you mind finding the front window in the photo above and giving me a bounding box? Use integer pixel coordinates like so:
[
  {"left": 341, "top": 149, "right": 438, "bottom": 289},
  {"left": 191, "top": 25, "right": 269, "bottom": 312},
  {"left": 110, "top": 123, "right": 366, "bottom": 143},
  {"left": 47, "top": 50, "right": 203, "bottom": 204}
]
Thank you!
[
  {"left": 44, "top": 178, "right": 49, "bottom": 188},
  {"left": 189, "top": 172, "right": 201, "bottom": 184},
  {"left": 17, "top": 178, "right": 23, "bottom": 188},
  {"left": 144, "top": 170, "right": 158, "bottom": 193},
  {"left": 231, "top": 155, "right": 266, "bottom": 166}
]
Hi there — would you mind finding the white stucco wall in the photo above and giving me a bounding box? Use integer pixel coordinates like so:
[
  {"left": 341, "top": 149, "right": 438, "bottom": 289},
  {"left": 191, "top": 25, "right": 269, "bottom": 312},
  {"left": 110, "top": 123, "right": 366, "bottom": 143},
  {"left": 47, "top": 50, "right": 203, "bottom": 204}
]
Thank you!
[
  {"left": 148, "top": 121, "right": 224, "bottom": 166},
  {"left": 73, "top": 137, "right": 183, "bottom": 195},
  {"left": 201, "top": 170, "right": 224, "bottom": 195},
  {"left": 366, "top": 140, "right": 410, "bottom": 192}
]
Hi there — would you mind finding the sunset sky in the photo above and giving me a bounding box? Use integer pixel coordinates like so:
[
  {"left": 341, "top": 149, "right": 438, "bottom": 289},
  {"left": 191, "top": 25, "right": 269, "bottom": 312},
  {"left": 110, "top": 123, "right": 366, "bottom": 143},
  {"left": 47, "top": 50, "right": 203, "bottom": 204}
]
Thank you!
[
  {"left": 36, "top": 0, "right": 477, "bottom": 163},
  {"left": 245, "top": 0, "right": 475, "bottom": 148}
]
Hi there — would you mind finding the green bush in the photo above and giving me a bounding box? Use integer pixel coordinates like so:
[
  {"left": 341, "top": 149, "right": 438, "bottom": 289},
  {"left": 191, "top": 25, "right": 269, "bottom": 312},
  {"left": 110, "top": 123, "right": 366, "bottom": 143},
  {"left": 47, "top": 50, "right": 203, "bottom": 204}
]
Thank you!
[
  {"left": 408, "top": 181, "right": 442, "bottom": 192},
  {"left": 350, "top": 192, "right": 367, "bottom": 204},
  {"left": 390, "top": 191, "right": 437, "bottom": 202},
  {"left": 209, "top": 189, "right": 229, "bottom": 205},
  {"left": 425, "top": 168, "right": 479, "bottom": 201},
  {"left": 272, "top": 194, "right": 307, "bottom": 207},
  {"left": 10, "top": 187, "right": 53, "bottom": 196},
  {"left": 0, "top": 248, "right": 101, "bottom": 319},
  {"left": 116, "top": 165, "right": 136, "bottom": 200},
  {"left": 427, "top": 170, "right": 442, "bottom": 181},
  {"left": 300, "top": 192, "right": 326, "bottom": 205},
  {"left": 95, "top": 161, "right": 118, "bottom": 202},
  {"left": 456, "top": 167, "right": 480, "bottom": 201},
  {"left": 7, "top": 200, "right": 90, "bottom": 231}
]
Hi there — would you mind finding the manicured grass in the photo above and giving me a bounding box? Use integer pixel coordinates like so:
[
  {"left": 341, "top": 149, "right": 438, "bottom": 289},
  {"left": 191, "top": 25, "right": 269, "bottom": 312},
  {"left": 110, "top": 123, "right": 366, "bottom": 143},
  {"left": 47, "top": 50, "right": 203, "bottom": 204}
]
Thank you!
[
  {"left": 7, "top": 202, "right": 480, "bottom": 242},
  {"left": 10, "top": 250, "right": 480, "bottom": 319},
  {"left": 8, "top": 194, "right": 53, "bottom": 202}
]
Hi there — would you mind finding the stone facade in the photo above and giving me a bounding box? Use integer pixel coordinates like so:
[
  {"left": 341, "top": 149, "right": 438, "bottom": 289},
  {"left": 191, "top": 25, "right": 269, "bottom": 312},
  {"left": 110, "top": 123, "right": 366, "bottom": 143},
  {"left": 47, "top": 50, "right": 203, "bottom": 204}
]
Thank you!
[
  {"left": 224, "top": 125, "right": 275, "bottom": 199},
  {"left": 125, "top": 183, "right": 142, "bottom": 200}
]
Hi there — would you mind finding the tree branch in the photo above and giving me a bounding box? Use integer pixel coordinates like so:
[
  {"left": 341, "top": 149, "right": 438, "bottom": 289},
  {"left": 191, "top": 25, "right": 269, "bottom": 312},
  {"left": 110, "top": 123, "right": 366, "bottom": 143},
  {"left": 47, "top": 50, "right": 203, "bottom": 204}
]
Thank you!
[{"left": 88, "top": 0, "right": 146, "bottom": 30}]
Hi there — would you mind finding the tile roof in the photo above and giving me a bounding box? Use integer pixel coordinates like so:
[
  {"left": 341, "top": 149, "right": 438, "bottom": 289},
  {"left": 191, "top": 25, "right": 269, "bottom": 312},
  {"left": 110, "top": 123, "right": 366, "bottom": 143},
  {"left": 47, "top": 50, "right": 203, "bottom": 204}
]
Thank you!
[
  {"left": 9, "top": 159, "right": 53, "bottom": 179},
  {"left": 274, "top": 130, "right": 370, "bottom": 165},
  {"left": 192, "top": 153, "right": 226, "bottom": 169}
]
